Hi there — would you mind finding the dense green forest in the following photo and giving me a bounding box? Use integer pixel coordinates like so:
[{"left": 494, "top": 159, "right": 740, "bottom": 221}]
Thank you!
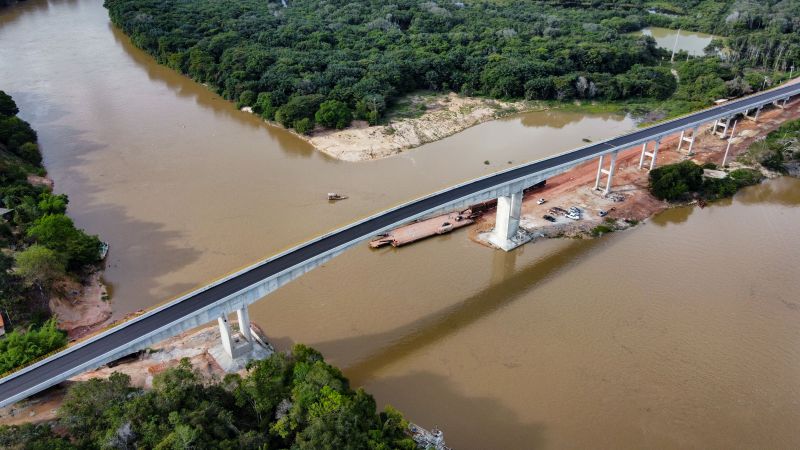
[
  {"left": 0, "top": 91, "right": 103, "bottom": 373},
  {"left": 104, "top": 0, "right": 799, "bottom": 133},
  {"left": 0, "top": 345, "right": 416, "bottom": 450}
]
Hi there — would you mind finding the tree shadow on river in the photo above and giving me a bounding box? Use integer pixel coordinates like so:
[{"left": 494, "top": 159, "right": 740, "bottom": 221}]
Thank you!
[
  {"left": 369, "top": 370, "right": 546, "bottom": 449},
  {"left": 107, "top": 24, "right": 324, "bottom": 162},
  {"left": 11, "top": 90, "right": 203, "bottom": 317}
]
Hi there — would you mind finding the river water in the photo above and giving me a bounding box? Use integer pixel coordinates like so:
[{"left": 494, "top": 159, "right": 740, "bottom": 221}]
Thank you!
[
  {"left": 635, "top": 27, "right": 718, "bottom": 57},
  {"left": 2, "top": 2, "right": 800, "bottom": 449}
]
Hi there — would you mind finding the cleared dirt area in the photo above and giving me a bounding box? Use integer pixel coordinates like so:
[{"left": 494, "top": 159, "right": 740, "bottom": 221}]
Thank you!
[{"left": 0, "top": 322, "right": 272, "bottom": 426}]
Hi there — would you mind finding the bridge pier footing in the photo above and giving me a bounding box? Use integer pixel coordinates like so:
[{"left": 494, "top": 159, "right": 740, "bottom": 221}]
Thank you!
[
  {"left": 218, "top": 307, "right": 254, "bottom": 359},
  {"left": 488, "top": 189, "right": 524, "bottom": 251}
]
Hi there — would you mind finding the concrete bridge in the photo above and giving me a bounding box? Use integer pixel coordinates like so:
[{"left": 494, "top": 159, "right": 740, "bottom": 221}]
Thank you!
[{"left": 0, "top": 82, "right": 798, "bottom": 409}]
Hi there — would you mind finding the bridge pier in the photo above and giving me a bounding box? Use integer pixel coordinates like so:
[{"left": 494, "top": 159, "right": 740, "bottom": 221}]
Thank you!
[
  {"left": 712, "top": 118, "right": 732, "bottom": 139},
  {"left": 218, "top": 307, "right": 253, "bottom": 358},
  {"left": 218, "top": 315, "right": 235, "bottom": 358},
  {"left": 677, "top": 126, "right": 699, "bottom": 154},
  {"left": 594, "top": 151, "right": 618, "bottom": 195},
  {"left": 489, "top": 189, "right": 523, "bottom": 251},
  {"left": 721, "top": 120, "right": 738, "bottom": 167},
  {"left": 743, "top": 106, "right": 762, "bottom": 122},
  {"left": 236, "top": 307, "right": 252, "bottom": 342},
  {"left": 638, "top": 138, "right": 661, "bottom": 170},
  {"left": 773, "top": 97, "right": 789, "bottom": 109}
]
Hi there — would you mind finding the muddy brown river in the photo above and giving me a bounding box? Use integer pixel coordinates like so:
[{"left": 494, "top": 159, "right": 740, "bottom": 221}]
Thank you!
[{"left": 2, "top": 2, "right": 799, "bottom": 448}]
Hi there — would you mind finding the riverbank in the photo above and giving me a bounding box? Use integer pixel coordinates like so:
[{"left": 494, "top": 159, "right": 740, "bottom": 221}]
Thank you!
[
  {"left": 257, "top": 93, "right": 537, "bottom": 162},
  {"left": 49, "top": 271, "right": 111, "bottom": 341},
  {"left": 472, "top": 95, "right": 800, "bottom": 248},
  {"left": 0, "top": 320, "right": 272, "bottom": 425}
]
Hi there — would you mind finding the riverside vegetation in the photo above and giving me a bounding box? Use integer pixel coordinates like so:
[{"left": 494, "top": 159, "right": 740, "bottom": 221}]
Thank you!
[
  {"left": 104, "top": 0, "right": 799, "bottom": 136},
  {"left": 0, "top": 345, "right": 416, "bottom": 450},
  {"left": 0, "top": 91, "right": 103, "bottom": 373},
  {"left": 647, "top": 117, "right": 800, "bottom": 202}
]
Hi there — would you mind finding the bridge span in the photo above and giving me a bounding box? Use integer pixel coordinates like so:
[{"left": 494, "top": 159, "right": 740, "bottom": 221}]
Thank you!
[{"left": 0, "top": 82, "right": 798, "bottom": 408}]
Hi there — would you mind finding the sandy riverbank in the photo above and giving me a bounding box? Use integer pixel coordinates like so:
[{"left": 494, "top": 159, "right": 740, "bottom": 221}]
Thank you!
[
  {"left": 471, "top": 96, "right": 800, "bottom": 247},
  {"left": 250, "top": 92, "right": 535, "bottom": 162},
  {"left": 0, "top": 321, "right": 272, "bottom": 425}
]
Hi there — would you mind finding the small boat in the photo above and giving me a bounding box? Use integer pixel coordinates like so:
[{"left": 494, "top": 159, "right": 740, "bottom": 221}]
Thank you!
[
  {"left": 98, "top": 242, "right": 109, "bottom": 260},
  {"left": 327, "top": 192, "right": 348, "bottom": 201},
  {"left": 537, "top": 198, "right": 546, "bottom": 205}
]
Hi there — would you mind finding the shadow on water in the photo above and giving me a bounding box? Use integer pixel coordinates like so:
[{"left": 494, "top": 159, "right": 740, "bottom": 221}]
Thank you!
[
  {"left": 652, "top": 177, "right": 800, "bottom": 227},
  {"left": 272, "top": 238, "right": 600, "bottom": 383},
  {"left": 371, "top": 370, "right": 545, "bottom": 449},
  {"left": 513, "top": 109, "right": 628, "bottom": 130},
  {"left": 734, "top": 177, "right": 800, "bottom": 207},
  {"left": 107, "top": 24, "right": 323, "bottom": 161},
  {"left": 6, "top": 89, "right": 203, "bottom": 317}
]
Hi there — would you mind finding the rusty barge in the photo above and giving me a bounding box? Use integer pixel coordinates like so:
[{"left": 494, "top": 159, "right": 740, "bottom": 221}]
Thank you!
[{"left": 369, "top": 180, "right": 545, "bottom": 249}]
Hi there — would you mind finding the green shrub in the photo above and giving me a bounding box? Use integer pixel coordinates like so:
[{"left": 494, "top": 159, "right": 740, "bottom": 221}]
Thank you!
[
  {"left": 591, "top": 224, "right": 614, "bottom": 237},
  {"left": 315, "top": 100, "right": 352, "bottom": 129},
  {"left": 0, "top": 318, "right": 67, "bottom": 373},
  {"left": 648, "top": 160, "right": 704, "bottom": 201},
  {"left": 293, "top": 118, "right": 313, "bottom": 134},
  {"left": 701, "top": 162, "right": 718, "bottom": 170},
  {"left": 26, "top": 214, "right": 101, "bottom": 270},
  {"left": 728, "top": 168, "right": 763, "bottom": 186},
  {"left": 758, "top": 147, "right": 785, "bottom": 172},
  {"left": 237, "top": 90, "right": 255, "bottom": 108}
]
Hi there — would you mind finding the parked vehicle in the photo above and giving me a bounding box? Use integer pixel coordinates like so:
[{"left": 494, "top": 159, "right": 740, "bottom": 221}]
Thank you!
[
  {"left": 598, "top": 210, "right": 608, "bottom": 217},
  {"left": 566, "top": 212, "right": 581, "bottom": 220},
  {"left": 543, "top": 215, "right": 557, "bottom": 223},
  {"left": 436, "top": 222, "right": 454, "bottom": 234},
  {"left": 537, "top": 198, "right": 546, "bottom": 205}
]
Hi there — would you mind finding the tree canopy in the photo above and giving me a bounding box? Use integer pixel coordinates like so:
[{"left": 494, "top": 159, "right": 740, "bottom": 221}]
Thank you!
[
  {"left": 104, "top": 0, "right": 800, "bottom": 132},
  {"left": 0, "top": 345, "right": 416, "bottom": 449}
]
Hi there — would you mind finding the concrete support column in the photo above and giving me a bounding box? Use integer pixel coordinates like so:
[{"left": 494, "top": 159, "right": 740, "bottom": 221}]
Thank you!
[
  {"left": 603, "top": 150, "right": 618, "bottom": 195},
  {"left": 594, "top": 151, "right": 618, "bottom": 195},
  {"left": 774, "top": 97, "right": 789, "bottom": 109},
  {"left": 493, "top": 190, "right": 523, "bottom": 243},
  {"left": 218, "top": 315, "right": 234, "bottom": 358},
  {"left": 638, "top": 142, "right": 648, "bottom": 169},
  {"left": 594, "top": 154, "right": 605, "bottom": 190},
  {"left": 744, "top": 106, "right": 762, "bottom": 122},
  {"left": 677, "top": 130, "right": 686, "bottom": 152},
  {"left": 722, "top": 120, "right": 738, "bottom": 167},
  {"left": 649, "top": 139, "right": 660, "bottom": 170},
  {"left": 687, "top": 126, "right": 699, "bottom": 154},
  {"left": 236, "top": 307, "right": 252, "bottom": 342},
  {"left": 639, "top": 139, "right": 661, "bottom": 170}
]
